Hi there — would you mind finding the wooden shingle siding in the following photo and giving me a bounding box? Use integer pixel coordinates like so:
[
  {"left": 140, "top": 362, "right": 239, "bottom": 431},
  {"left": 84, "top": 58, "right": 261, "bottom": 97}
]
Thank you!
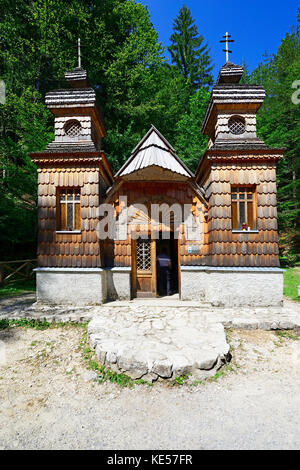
[
  {"left": 36, "top": 164, "right": 109, "bottom": 268},
  {"left": 203, "top": 160, "right": 280, "bottom": 267},
  {"left": 107, "top": 181, "right": 209, "bottom": 268}
]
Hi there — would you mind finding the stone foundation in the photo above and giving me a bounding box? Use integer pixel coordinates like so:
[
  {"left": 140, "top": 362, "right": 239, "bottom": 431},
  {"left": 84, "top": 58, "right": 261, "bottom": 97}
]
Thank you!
[
  {"left": 180, "top": 266, "right": 284, "bottom": 307},
  {"left": 105, "top": 267, "right": 132, "bottom": 301},
  {"left": 34, "top": 268, "right": 107, "bottom": 306},
  {"left": 34, "top": 266, "right": 132, "bottom": 305}
]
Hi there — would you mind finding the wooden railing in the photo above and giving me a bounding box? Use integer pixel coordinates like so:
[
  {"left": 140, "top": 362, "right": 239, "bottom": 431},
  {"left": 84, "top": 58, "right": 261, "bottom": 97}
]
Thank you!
[{"left": 0, "top": 259, "right": 37, "bottom": 286}]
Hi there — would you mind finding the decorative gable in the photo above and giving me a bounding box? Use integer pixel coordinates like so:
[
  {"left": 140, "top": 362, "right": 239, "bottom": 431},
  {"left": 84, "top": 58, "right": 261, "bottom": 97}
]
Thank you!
[{"left": 116, "top": 126, "right": 193, "bottom": 179}]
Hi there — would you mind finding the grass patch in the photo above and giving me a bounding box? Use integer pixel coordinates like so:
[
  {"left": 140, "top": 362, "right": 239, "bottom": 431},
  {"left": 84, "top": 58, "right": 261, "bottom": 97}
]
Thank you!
[
  {"left": 275, "top": 330, "right": 300, "bottom": 341},
  {"left": 0, "top": 279, "right": 36, "bottom": 298},
  {"left": 207, "top": 364, "right": 238, "bottom": 382},
  {"left": 283, "top": 268, "right": 300, "bottom": 302},
  {"left": 79, "top": 330, "right": 152, "bottom": 388},
  {"left": 0, "top": 318, "right": 88, "bottom": 331},
  {"left": 169, "top": 374, "right": 191, "bottom": 387}
]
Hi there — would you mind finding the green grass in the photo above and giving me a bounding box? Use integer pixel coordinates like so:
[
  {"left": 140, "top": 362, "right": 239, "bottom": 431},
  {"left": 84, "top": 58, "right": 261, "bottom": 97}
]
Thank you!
[
  {"left": 275, "top": 330, "right": 300, "bottom": 341},
  {"left": 283, "top": 268, "right": 300, "bottom": 302},
  {"left": 0, "top": 318, "right": 88, "bottom": 331},
  {"left": 0, "top": 279, "right": 36, "bottom": 298},
  {"left": 79, "top": 330, "right": 152, "bottom": 388}
]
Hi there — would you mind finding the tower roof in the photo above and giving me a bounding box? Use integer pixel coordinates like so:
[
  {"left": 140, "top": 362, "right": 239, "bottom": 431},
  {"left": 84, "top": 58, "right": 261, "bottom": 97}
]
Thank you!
[
  {"left": 216, "top": 62, "right": 244, "bottom": 84},
  {"left": 65, "top": 67, "right": 89, "bottom": 88}
]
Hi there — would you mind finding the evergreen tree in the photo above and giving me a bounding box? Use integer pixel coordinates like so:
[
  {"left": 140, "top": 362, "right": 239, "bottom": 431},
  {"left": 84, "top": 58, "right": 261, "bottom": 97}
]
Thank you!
[
  {"left": 168, "top": 5, "right": 213, "bottom": 89},
  {"left": 0, "top": 0, "right": 165, "bottom": 257},
  {"left": 251, "top": 22, "right": 300, "bottom": 265},
  {"left": 174, "top": 88, "right": 210, "bottom": 172}
]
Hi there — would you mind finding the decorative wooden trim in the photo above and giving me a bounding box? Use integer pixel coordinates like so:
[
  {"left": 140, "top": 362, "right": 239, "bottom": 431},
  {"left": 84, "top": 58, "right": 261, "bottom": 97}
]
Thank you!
[
  {"left": 131, "top": 239, "right": 137, "bottom": 298},
  {"left": 56, "top": 231, "right": 81, "bottom": 234},
  {"left": 151, "top": 238, "right": 157, "bottom": 295}
]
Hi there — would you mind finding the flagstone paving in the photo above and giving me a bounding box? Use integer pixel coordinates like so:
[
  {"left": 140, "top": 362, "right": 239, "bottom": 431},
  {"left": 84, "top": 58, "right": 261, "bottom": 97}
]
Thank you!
[
  {"left": 88, "top": 307, "right": 230, "bottom": 381},
  {"left": 1, "top": 294, "right": 300, "bottom": 381}
]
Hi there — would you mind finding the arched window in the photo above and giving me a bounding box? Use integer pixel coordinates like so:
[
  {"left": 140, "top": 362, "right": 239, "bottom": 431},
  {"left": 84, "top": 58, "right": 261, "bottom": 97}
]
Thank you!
[
  {"left": 64, "top": 120, "right": 82, "bottom": 138},
  {"left": 228, "top": 116, "right": 246, "bottom": 135}
]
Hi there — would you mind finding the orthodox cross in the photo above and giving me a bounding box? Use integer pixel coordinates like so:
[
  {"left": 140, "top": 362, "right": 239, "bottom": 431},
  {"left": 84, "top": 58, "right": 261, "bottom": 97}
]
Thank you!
[
  {"left": 77, "top": 38, "right": 81, "bottom": 68},
  {"left": 220, "top": 32, "right": 234, "bottom": 62}
]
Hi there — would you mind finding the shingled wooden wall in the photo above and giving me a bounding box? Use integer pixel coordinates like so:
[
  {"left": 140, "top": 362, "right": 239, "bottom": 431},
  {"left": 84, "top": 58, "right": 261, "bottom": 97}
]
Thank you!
[
  {"left": 107, "top": 181, "right": 209, "bottom": 267},
  {"left": 201, "top": 157, "right": 280, "bottom": 267},
  {"left": 35, "top": 157, "right": 110, "bottom": 268}
]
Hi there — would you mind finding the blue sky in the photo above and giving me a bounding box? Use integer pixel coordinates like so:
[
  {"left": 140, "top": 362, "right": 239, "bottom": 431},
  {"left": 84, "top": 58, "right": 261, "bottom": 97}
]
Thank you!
[{"left": 139, "top": 0, "right": 299, "bottom": 79}]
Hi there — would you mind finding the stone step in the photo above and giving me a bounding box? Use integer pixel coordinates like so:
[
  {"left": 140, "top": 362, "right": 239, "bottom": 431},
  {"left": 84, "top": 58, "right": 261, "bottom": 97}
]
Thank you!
[{"left": 88, "top": 310, "right": 230, "bottom": 382}]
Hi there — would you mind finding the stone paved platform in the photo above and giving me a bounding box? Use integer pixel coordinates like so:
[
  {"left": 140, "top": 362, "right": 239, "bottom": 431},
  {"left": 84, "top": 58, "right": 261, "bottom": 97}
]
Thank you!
[
  {"left": 88, "top": 307, "right": 230, "bottom": 381},
  {"left": 87, "top": 300, "right": 300, "bottom": 381},
  {"left": 1, "top": 294, "right": 300, "bottom": 382},
  {"left": 1, "top": 295, "right": 300, "bottom": 331}
]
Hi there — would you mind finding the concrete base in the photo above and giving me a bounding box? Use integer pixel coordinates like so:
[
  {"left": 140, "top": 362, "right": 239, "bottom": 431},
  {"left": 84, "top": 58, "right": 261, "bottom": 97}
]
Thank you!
[
  {"left": 105, "top": 267, "right": 132, "bottom": 301},
  {"left": 180, "top": 266, "right": 284, "bottom": 307},
  {"left": 34, "top": 268, "right": 106, "bottom": 306},
  {"left": 34, "top": 267, "right": 132, "bottom": 306}
]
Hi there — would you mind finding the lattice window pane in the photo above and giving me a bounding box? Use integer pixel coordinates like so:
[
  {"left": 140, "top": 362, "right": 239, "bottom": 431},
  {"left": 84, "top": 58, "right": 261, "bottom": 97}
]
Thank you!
[
  {"left": 228, "top": 116, "right": 246, "bottom": 135},
  {"left": 64, "top": 120, "right": 82, "bottom": 137},
  {"left": 137, "top": 239, "right": 151, "bottom": 271}
]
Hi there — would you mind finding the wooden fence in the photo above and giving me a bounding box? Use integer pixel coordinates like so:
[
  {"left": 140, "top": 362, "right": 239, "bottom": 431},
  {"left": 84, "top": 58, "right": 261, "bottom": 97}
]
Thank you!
[{"left": 0, "top": 259, "right": 37, "bottom": 286}]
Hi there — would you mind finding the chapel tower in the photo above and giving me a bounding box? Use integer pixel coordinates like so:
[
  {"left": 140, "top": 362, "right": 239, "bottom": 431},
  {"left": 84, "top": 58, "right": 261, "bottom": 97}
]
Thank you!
[
  {"left": 192, "top": 59, "right": 285, "bottom": 306},
  {"left": 30, "top": 66, "right": 114, "bottom": 305}
]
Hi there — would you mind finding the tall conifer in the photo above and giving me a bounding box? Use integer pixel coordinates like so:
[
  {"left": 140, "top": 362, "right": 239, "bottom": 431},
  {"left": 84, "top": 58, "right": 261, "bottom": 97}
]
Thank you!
[{"left": 168, "top": 5, "right": 213, "bottom": 89}]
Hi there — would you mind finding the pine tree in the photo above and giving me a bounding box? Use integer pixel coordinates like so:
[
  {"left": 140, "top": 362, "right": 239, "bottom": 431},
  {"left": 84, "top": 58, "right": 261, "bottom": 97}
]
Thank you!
[
  {"left": 168, "top": 5, "right": 213, "bottom": 89},
  {"left": 174, "top": 88, "right": 210, "bottom": 172},
  {"left": 251, "top": 24, "right": 300, "bottom": 265}
]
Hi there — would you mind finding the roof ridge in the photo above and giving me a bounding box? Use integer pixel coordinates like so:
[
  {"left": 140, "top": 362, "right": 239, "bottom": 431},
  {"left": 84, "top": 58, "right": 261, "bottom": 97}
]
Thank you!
[{"left": 115, "top": 126, "right": 194, "bottom": 178}]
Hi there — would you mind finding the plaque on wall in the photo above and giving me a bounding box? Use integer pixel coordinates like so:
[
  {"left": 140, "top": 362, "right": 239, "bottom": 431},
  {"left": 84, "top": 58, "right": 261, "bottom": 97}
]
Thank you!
[{"left": 187, "top": 245, "right": 201, "bottom": 255}]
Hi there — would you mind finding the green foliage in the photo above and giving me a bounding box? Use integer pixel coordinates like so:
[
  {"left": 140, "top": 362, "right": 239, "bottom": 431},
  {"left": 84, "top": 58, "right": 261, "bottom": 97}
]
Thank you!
[
  {"left": 174, "top": 88, "right": 210, "bottom": 172},
  {"left": 275, "top": 330, "right": 300, "bottom": 340},
  {"left": 0, "top": 317, "right": 87, "bottom": 330},
  {"left": 0, "top": 0, "right": 214, "bottom": 259},
  {"left": 79, "top": 330, "right": 151, "bottom": 387},
  {"left": 0, "top": 0, "right": 298, "bottom": 266},
  {"left": 0, "top": 279, "right": 36, "bottom": 298},
  {"left": 168, "top": 5, "right": 213, "bottom": 89},
  {"left": 283, "top": 268, "right": 300, "bottom": 302},
  {"left": 250, "top": 21, "right": 300, "bottom": 263}
]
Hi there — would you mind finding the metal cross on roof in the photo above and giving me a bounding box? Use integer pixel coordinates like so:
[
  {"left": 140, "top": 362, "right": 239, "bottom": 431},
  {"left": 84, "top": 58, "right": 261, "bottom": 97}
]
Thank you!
[
  {"left": 77, "top": 38, "right": 81, "bottom": 68},
  {"left": 220, "top": 32, "right": 234, "bottom": 62}
]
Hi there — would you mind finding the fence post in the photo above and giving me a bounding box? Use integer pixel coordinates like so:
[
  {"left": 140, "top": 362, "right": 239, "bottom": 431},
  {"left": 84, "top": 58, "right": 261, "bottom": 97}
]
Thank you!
[{"left": 25, "top": 262, "right": 30, "bottom": 280}]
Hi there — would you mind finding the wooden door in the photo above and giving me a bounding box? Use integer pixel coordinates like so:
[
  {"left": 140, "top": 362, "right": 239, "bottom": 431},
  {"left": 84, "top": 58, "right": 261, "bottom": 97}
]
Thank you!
[{"left": 132, "top": 238, "right": 156, "bottom": 298}]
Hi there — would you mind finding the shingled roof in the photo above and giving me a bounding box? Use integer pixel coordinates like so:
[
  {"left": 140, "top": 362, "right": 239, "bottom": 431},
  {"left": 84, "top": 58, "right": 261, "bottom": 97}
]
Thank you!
[{"left": 115, "top": 126, "right": 194, "bottom": 178}]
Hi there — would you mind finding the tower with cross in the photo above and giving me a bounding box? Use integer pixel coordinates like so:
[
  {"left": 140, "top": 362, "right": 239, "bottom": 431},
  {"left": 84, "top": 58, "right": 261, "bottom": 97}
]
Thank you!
[{"left": 220, "top": 32, "right": 234, "bottom": 63}]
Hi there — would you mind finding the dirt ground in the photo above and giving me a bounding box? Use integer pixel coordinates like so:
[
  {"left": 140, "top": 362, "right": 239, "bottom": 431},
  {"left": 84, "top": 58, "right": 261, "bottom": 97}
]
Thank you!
[{"left": 0, "top": 324, "right": 299, "bottom": 450}]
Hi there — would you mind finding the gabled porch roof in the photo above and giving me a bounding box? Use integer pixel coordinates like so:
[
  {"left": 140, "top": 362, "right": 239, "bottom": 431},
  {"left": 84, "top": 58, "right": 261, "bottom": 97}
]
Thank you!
[{"left": 115, "top": 125, "right": 194, "bottom": 179}]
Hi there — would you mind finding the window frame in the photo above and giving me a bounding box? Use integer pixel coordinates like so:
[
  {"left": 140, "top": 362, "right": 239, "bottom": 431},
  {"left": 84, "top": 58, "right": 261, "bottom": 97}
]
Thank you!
[
  {"left": 56, "top": 187, "right": 81, "bottom": 233},
  {"left": 228, "top": 115, "right": 246, "bottom": 135},
  {"left": 231, "top": 185, "right": 257, "bottom": 231}
]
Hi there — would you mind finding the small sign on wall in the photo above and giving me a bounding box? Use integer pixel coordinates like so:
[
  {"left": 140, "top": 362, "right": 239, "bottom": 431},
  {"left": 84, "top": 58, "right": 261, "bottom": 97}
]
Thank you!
[{"left": 187, "top": 245, "right": 201, "bottom": 255}]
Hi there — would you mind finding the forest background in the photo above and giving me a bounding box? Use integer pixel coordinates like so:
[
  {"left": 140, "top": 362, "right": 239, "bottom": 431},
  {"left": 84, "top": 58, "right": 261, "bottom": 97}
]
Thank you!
[{"left": 0, "top": 1, "right": 299, "bottom": 265}]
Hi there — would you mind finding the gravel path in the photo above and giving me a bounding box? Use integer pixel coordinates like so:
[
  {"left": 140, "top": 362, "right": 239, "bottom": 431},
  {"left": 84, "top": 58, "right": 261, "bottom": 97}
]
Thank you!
[{"left": 0, "top": 325, "right": 299, "bottom": 450}]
